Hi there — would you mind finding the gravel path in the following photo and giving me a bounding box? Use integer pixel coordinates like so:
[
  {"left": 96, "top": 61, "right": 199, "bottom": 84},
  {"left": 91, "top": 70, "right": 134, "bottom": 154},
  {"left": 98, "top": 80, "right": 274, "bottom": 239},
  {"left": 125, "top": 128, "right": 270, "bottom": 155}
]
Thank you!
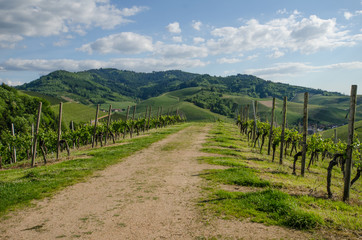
[{"left": 0, "top": 125, "right": 311, "bottom": 239}]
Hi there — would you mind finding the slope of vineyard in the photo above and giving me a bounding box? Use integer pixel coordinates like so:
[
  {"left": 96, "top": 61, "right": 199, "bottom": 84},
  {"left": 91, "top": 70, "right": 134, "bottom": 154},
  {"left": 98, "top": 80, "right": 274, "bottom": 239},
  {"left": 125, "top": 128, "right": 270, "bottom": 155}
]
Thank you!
[
  {"left": 321, "top": 120, "right": 362, "bottom": 141},
  {"left": 51, "top": 102, "right": 108, "bottom": 125},
  {"left": 121, "top": 89, "right": 230, "bottom": 122}
]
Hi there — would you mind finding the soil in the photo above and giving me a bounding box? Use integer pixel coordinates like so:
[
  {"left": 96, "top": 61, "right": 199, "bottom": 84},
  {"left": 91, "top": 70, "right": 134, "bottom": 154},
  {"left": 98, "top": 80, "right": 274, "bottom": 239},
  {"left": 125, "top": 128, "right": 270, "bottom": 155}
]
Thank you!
[
  {"left": 259, "top": 100, "right": 275, "bottom": 108},
  {"left": 0, "top": 125, "right": 313, "bottom": 239}
]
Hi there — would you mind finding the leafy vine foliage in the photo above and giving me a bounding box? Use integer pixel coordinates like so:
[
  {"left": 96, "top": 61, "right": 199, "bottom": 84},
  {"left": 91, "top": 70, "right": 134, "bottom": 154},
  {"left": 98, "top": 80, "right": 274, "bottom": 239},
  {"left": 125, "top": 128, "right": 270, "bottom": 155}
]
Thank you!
[
  {"left": 236, "top": 111, "right": 361, "bottom": 198},
  {"left": 0, "top": 84, "right": 185, "bottom": 166}
]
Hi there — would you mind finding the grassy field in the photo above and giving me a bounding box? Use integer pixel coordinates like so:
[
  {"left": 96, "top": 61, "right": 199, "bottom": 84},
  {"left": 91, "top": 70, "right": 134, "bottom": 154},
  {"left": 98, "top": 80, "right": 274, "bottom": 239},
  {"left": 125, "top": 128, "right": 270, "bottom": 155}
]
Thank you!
[
  {"left": 100, "top": 101, "right": 136, "bottom": 111},
  {"left": 0, "top": 123, "right": 189, "bottom": 217},
  {"left": 199, "top": 122, "right": 361, "bottom": 238},
  {"left": 19, "top": 90, "right": 63, "bottom": 105},
  {"left": 51, "top": 102, "right": 108, "bottom": 126},
  {"left": 113, "top": 89, "right": 230, "bottom": 122},
  {"left": 321, "top": 120, "right": 362, "bottom": 141}
]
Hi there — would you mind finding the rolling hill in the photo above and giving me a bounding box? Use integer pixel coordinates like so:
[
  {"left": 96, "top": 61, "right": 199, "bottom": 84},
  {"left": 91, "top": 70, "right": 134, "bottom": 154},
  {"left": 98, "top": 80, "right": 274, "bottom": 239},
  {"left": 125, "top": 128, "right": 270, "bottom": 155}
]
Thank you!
[{"left": 15, "top": 68, "right": 361, "bottom": 128}]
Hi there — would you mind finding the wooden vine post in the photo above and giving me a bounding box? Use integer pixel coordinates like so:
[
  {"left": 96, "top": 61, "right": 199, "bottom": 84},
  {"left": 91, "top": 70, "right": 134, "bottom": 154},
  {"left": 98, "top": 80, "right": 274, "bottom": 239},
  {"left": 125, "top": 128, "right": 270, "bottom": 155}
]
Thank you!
[
  {"left": 252, "top": 101, "right": 258, "bottom": 144},
  {"left": 31, "top": 102, "right": 42, "bottom": 167},
  {"left": 105, "top": 104, "right": 112, "bottom": 145},
  {"left": 92, "top": 104, "right": 99, "bottom": 148},
  {"left": 56, "top": 102, "right": 63, "bottom": 160},
  {"left": 31, "top": 123, "right": 34, "bottom": 157},
  {"left": 334, "top": 128, "right": 338, "bottom": 143},
  {"left": 301, "top": 92, "right": 308, "bottom": 177},
  {"left": 267, "top": 97, "right": 276, "bottom": 155},
  {"left": 71, "top": 121, "right": 75, "bottom": 149},
  {"left": 279, "top": 96, "right": 287, "bottom": 165},
  {"left": 143, "top": 106, "right": 148, "bottom": 132},
  {"left": 155, "top": 107, "right": 160, "bottom": 129},
  {"left": 343, "top": 85, "right": 357, "bottom": 202},
  {"left": 11, "top": 123, "right": 16, "bottom": 163},
  {"left": 147, "top": 106, "right": 152, "bottom": 131},
  {"left": 126, "top": 106, "right": 130, "bottom": 120},
  {"left": 130, "top": 105, "right": 136, "bottom": 138}
]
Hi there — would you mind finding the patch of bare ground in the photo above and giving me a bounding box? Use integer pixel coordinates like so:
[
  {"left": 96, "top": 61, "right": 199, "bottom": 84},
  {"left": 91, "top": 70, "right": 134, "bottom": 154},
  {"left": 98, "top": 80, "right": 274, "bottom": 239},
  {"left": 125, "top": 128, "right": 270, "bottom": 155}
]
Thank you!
[
  {"left": 0, "top": 124, "right": 315, "bottom": 240},
  {"left": 259, "top": 100, "right": 276, "bottom": 108}
]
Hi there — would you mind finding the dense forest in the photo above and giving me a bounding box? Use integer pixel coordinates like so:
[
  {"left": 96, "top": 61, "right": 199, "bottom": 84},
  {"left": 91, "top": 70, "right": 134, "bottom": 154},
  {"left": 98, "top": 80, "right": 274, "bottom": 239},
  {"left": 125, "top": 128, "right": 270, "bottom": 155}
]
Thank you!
[{"left": 0, "top": 84, "right": 56, "bottom": 144}]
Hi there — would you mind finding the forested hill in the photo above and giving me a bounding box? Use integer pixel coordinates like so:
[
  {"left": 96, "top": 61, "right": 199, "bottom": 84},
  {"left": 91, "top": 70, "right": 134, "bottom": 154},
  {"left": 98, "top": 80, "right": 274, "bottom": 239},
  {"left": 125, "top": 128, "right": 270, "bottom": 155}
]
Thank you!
[{"left": 17, "top": 68, "right": 341, "bottom": 104}]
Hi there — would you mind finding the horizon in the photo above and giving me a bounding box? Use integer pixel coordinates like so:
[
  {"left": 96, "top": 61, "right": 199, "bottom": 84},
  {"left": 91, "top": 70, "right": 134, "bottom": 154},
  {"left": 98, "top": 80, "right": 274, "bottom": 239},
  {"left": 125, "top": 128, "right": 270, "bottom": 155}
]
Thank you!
[{"left": 0, "top": 0, "right": 361, "bottom": 95}]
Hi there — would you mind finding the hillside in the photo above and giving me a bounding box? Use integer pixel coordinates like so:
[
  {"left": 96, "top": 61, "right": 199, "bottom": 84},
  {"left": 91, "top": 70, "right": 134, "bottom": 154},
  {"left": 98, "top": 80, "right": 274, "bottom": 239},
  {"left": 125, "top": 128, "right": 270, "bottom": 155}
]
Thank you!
[
  {"left": 16, "top": 68, "right": 360, "bottom": 127},
  {"left": 17, "top": 68, "right": 339, "bottom": 104},
  {"left": 321, "top": 120, "right": 362, "bottom": 141},
  {"left": 0, "top": 84, "right": 56, "bottom": 144}
]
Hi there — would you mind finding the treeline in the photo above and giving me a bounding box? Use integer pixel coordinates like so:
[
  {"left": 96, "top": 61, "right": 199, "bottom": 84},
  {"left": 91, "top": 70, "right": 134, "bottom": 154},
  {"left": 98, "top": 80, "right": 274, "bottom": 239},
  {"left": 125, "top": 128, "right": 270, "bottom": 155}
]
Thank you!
[{"left": 185, "top": 89, "right": 238, "bottom": 117}]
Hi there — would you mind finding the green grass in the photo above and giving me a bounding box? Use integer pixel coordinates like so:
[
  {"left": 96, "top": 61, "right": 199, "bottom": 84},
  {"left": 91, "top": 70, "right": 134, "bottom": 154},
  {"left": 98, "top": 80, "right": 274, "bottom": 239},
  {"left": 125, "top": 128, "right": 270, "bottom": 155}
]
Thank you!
[
  {"left": 202, "top": 167, "right": 270, "bottom": 188},
  {"left": 321, "top": 120, "right": 362, "bottom": 141},
  {"left": 20, "top": 90, "right": 63, "bottom": 105},
  {"left": 199, "top": 156, "right": 247, "bottom": 167},
  {"left": 100, "top": 101, "right": 136, "bottom": 111},
  {"left": 200, "top": 121, "right": 362, "bottom": 233},
  {"left": 204, "top": 189, "right": 322, "bottom": 229},
  {"left": 0, "top": 123, "right": 189, "bottom": 216},
  {"left": 51, "top": 102, "right": 107, "bottom": 125},
  {"left": 129, "top": 92, "right": 230, "bottom": 122}
]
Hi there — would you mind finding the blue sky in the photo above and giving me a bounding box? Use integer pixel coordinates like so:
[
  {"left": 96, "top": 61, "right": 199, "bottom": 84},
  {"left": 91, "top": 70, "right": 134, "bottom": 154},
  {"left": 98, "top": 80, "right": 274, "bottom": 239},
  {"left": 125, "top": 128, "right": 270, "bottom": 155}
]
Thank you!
[{"left": 0, "top": 0, "right": 361, "bottom": 94}]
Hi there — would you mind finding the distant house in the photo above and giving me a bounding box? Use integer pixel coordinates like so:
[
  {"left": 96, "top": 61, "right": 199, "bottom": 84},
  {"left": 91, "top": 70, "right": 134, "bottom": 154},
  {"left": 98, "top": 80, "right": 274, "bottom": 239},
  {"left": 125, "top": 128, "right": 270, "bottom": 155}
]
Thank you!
[{"left": 111, "top": 108, "right": 122, "bottom": 112}]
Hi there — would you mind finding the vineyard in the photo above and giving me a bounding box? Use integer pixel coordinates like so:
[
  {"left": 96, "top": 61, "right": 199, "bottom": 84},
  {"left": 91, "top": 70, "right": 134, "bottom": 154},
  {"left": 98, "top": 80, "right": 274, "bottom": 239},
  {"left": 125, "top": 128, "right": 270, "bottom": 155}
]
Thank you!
[
  {"left": 0, "top": 102, "right": 185, "bottom": 168},
  {"left": 236, "top": 87, "right": 361, "bottom": 202}
]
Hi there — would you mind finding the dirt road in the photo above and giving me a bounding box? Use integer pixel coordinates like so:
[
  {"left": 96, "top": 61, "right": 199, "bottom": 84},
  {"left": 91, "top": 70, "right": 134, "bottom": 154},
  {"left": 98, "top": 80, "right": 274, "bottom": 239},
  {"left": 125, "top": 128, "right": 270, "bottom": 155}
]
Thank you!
[{"left": 0, "top": 125, "right": 309, "bottom": 239}]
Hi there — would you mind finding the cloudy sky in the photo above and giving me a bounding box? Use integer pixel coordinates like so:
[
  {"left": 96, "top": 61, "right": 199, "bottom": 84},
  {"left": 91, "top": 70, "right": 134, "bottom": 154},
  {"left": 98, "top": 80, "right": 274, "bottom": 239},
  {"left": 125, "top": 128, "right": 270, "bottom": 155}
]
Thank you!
[{"left": 0, "top": 0, "right": 362, "bottom": 94}]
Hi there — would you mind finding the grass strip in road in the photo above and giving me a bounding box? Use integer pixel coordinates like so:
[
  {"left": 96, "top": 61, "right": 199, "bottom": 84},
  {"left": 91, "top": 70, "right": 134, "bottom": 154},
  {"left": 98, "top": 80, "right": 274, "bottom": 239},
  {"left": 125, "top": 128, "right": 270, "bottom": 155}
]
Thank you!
[{"left": 0, "top": 123, "right": 189, "bottom": 217}]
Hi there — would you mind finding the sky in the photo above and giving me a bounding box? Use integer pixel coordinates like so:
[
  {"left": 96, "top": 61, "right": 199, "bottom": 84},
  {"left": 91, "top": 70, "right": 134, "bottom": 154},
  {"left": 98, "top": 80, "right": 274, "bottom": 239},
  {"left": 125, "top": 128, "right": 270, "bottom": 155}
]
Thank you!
[{"left": 0, "top": 0, "right": 362, "bottom": 95}]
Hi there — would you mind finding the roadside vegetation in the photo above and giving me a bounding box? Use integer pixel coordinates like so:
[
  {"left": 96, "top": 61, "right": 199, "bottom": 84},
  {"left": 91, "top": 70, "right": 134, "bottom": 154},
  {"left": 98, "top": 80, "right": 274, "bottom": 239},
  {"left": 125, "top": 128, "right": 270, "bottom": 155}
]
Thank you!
[
  {"left": 199, "top": 122, "right": 361, "bottom": 238},
  {"left": 0, "top": 123, "right": 189, "bottom": 217}
]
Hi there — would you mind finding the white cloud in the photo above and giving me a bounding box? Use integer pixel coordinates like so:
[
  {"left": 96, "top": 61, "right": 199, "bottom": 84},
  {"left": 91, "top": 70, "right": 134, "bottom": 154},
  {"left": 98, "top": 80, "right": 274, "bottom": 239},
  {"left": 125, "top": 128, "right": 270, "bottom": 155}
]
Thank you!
[
  {"left": 217, "top": 57, "right": 241, "bottom": 64},
  {"left": 193, "top": 37, "right": 205, "bottom": 44},
  {"left": 154, "top": 42, "right": 208, "bottom": 58},
  {"left": 0, "top": 57, "right": 208, "bottom": 73},
  {"left": 277, "top": 9, "right": 287, "bottom": 15},
  {"left": 0, "top": 78, "right": 22, "bottom": 86},
  {"left": 344, "top": 10, "right": 362, "bottom": 20},
  {"left": 192, "top": 20, "right": 202, "bottom": 31},
  {"left": 244, "top": 61, "right": 362, "bottom": 78},
  {"left": 166, "top": 22, "right": 181, "bottom": 34},
  {"left": 268, "top": 49, "right": 285, "bottom": 58},
  {"left": 53, "top": 39, "right": 69, "bottom": 47},
  {"left": 0, "top": 0, "right": 147, "bottom": 48},
  {"left": 344, "top": 11, "right": 354, "bottom": 20},
  {"left": 0, "top": 34, "right": 23, "bottom": 49},
  {"left": 78, "top": 32, "right": 153, "bottom": 54},
  {"left": 246, "top": 54, "right": 259, "bottom": 60},
  {"left": 172, "top": 36, "right": 182, "bottom": 42},
  {"left": 206, "top": 13, "right": 359, "bottom": 55}
]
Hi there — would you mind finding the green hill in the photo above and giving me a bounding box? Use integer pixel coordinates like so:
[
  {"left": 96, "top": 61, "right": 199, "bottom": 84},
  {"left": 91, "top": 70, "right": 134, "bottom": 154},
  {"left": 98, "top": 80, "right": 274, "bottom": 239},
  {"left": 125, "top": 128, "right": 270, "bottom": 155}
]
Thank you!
[
  {"left": 111, "top": 88, "right": 229, "bottom": 122},
  {"left": 0, "top": 84, "right": 57, "bottom": 143},
  {"left": 16, "top": 68, "right": 361, "bottom": 127},
  {"left": 321, "top": 120, "right": 362, "bottom": 141},
  {"left": 17, "top": 68, "right": 339, "bottom": 104},
  {"left": 51, "top": 102, "right": 108, "bottom": 125}
]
